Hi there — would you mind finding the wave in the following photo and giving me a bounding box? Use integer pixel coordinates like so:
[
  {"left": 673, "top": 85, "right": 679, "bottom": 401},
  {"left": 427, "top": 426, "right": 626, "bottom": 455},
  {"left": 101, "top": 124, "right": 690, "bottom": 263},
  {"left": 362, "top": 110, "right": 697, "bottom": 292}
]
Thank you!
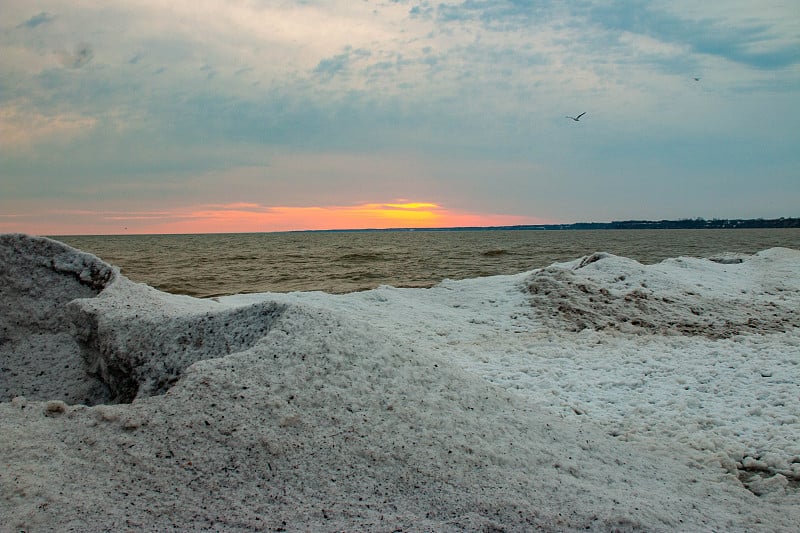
[
  {"left": 337, "top": 251, "right": 387, "bottom": 262},
  {"left": 481, "top": 248, "right": 511, "bottom": 257}
]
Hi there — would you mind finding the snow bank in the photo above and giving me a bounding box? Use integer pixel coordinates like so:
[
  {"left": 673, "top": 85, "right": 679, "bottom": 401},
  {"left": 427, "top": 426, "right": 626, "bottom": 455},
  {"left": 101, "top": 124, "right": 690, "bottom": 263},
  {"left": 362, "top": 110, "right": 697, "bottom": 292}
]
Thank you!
[
  {"left": 526, "top": 249, "right": 800, "bottom": 337},
  {"left": 1, "top": 234, "right": 799, "bottom": 531}
]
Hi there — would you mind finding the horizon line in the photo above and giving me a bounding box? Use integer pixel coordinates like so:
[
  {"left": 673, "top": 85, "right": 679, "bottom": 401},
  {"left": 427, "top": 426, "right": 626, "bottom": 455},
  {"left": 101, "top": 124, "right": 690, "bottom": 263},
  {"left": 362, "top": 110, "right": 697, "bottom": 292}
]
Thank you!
[{"left": 37, "top": 216, "right": 800, "bottom": 237}]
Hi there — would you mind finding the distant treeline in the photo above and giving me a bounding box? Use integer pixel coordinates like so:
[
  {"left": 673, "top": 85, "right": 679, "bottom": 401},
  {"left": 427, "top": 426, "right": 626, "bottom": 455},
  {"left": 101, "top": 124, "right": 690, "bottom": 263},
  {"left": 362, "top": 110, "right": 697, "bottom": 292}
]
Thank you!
[
  {"left": 304, "top": 217, "right": 800, "bottom": 233},
  {"left": 522, "top": 217, "right": 800, "bottom": 231}
]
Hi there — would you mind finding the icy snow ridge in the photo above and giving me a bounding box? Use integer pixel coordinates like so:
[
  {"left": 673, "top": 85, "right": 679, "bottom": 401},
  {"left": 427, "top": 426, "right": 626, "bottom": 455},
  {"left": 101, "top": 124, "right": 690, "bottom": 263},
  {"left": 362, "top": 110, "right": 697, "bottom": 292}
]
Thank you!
[{"left": 526, "top": 250, "right": 800, "bottom": 337}]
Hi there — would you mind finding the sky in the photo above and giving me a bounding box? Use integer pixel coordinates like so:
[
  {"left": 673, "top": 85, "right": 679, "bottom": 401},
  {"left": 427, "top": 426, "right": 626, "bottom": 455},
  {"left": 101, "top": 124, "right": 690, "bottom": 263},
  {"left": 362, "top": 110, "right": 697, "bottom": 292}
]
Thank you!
[{"left": 1, "top": 0, "right": 798, "bottom": 235}]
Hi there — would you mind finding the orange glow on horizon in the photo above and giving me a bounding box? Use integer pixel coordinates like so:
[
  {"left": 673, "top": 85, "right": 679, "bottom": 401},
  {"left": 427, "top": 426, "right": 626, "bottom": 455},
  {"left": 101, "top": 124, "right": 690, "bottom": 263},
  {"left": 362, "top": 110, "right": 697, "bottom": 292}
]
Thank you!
[
  {"left": 1, "top": 201, "right": 551, "bottom": 236},
  {"left": 160, "top": 201, "right": 470, "bottom": 233}
]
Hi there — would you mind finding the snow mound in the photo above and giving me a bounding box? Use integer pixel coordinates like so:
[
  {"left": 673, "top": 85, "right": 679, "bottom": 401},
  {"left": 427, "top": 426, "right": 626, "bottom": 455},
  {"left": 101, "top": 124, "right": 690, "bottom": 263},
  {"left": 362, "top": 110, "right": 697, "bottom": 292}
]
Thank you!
[{"left": 525, "top": 249, "right": 800, "bottom": 337}]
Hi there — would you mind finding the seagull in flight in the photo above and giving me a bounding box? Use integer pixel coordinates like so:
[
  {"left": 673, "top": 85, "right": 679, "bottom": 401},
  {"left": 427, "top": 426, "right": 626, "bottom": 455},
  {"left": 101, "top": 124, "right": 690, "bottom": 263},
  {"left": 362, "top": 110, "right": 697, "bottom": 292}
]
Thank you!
[
  {"left": 566, "top": 112, "right": 586, "bottom": 122},
  {"left": 693, "top": 77, "right": 701, "bottom": 81}
]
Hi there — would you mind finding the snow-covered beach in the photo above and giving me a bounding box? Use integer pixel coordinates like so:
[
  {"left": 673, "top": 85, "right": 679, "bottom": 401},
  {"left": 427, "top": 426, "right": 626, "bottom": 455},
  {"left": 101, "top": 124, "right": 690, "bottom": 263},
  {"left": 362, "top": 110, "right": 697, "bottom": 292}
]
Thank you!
[{"left": 1, "top": 233, "right": 798, "bottom": 531}]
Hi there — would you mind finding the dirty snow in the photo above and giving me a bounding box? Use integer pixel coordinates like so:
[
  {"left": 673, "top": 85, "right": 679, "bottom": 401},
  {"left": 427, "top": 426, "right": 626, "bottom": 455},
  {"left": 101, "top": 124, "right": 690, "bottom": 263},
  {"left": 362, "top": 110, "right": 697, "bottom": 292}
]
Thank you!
[{"left": 1, "top": 234, "right": 799, "bottom": 531}]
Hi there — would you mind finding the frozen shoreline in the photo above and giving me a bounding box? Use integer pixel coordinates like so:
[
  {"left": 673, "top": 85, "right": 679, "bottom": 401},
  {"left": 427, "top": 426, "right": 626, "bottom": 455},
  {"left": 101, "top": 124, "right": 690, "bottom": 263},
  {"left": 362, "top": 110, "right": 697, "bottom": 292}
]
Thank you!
[{"left": 1, "top": 234, "right": 798, "bottom": 531}]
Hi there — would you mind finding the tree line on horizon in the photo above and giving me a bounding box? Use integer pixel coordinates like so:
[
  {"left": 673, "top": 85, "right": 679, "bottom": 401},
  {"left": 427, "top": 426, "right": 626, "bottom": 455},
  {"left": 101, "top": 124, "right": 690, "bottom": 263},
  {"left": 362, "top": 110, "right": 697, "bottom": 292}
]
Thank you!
[
  {"left": 540, "top": 217, "right": 800, "bottom": 230},
  {"left": 306, "top": 217, "right": 800, "bottom": 233}
]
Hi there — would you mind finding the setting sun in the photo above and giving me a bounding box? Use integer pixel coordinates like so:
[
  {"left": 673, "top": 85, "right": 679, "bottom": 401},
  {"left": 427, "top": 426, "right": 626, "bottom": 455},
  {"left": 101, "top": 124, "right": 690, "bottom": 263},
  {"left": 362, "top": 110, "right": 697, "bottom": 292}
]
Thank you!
[
  {"left": 0, "top": 200, "right": 546, "bottom": 235},
  {"left": 120, "top": 201, "right": 541, "bottom": 235}
]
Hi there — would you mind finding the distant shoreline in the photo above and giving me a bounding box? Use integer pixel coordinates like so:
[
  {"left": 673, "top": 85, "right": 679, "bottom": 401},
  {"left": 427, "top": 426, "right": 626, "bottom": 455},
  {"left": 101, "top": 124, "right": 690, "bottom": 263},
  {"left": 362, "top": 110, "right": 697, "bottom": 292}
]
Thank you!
[{"left": 300, "top": 217, "right": 800, "bottom": 233}]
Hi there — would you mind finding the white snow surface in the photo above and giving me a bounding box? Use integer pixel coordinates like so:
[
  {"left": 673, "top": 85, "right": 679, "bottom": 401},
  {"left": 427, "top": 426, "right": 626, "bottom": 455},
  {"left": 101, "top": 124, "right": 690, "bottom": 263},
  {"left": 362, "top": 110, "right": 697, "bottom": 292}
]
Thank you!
[{"left": 1, "top": 234, "right": 799, "bottom": 531}]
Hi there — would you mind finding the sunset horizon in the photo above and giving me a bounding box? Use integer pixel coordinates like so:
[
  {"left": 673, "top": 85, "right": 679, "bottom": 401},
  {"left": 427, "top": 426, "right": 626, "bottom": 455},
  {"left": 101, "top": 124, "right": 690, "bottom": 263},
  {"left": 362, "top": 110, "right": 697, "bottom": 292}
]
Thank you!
[{"left": 2, "top": 200, "right": 553, "bottom": 237}]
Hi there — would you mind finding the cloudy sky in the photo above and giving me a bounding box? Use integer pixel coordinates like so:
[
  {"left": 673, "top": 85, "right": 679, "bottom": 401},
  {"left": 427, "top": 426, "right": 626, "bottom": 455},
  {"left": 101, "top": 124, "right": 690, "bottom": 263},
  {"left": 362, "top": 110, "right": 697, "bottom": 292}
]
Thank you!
[{"left": 1, "top": 1, "right": 798, "bottom": 235}]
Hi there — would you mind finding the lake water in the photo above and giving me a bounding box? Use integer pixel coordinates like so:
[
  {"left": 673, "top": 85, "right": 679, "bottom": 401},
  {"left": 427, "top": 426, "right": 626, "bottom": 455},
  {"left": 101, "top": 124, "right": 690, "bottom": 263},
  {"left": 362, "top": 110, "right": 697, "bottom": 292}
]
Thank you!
[{"left": 55, "top": 229, "right": 800, "bottom": 297}]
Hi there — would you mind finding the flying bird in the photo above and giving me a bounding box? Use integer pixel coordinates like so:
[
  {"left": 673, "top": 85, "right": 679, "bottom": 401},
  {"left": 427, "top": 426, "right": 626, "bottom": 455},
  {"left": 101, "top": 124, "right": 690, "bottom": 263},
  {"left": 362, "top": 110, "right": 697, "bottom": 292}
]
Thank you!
[
  {"left": 693, "top": 77, "right": 701, "bottom": 81},
  {"left": 566, "top": 112, "right": 586, "bottom": 122}
]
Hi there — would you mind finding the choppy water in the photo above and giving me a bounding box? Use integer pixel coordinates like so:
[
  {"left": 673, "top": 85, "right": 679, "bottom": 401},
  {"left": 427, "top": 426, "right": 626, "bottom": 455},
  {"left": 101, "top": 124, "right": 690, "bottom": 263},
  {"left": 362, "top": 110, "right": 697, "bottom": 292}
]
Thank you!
[{"left": 55, "top": 229, "right": 800, "bottom": 297}]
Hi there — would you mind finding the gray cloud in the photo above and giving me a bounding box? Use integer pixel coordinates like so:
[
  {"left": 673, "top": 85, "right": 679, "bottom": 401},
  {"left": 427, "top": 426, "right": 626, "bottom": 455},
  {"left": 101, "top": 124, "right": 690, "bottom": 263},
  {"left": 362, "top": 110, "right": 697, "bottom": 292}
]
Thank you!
[
  {"left": 590, "top": 1, "right": 800, "bottom": 70},
  {"left": 60, "top": 43, "right": 94, "bottom": 69},
  {"left": 409, "top": 3, "right": 434, "bottom": 19},
  {"left": 435, "top": 0, "right": 556, "bottom": 27},
  {"left": 314, "top": 53, "right": 350, "bottom": 78},
  {"left": 313, "top": 47, "right": 372, "bottom": 80},
  {"left": 19, "top": 12, "right": 55, "bottom": 29},
  {"left": 431, "top": 1, "right": 799, "bottom": 70}
]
